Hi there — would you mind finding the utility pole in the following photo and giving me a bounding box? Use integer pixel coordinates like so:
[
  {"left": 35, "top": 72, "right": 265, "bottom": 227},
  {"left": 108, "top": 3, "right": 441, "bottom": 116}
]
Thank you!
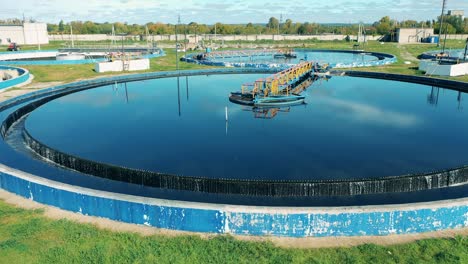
[
  {"left": 442, "top": 22, "right": 449, "bottom": 54},
  {"left": 70, "top": 24, "right": 74, "bottom": 48},
  {"left": 176, "top": 14, "right": 180, "bottom": 71},
  {"left": 35, "top": 23, "right": 41, "bottom": 50},
  {"left": 278, "top": 14, "right": 282, "bottom": 35},
  {"left": 463, "top": 37, "right": 468, "bottom": 62},
  {"left": 184, "top": 21, "right": 187, "bottom": 59},
  {"left": 437, "top": 0, "right": 447, "bottom": 47},
  {"left": 116, "top": 33, "right": 127, "bottom": 71}
]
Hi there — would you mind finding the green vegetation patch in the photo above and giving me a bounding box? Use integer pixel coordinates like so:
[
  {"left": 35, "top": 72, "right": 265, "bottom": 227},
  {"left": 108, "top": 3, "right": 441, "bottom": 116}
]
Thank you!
[
  {"left": 1, "top": 199, "right": 468, "bottom": 263},
  {"left": 10, "top": 39, "right": 468, "bottom": 83}
]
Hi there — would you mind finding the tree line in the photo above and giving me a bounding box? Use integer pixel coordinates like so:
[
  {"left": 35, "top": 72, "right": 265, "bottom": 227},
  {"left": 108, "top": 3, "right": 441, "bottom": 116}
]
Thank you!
[
  {"left": 373, "top": 15, "right": 468, "bottom": 35},
  {"left": 5, "top": 15, "right": 466, "bottom": 36}
]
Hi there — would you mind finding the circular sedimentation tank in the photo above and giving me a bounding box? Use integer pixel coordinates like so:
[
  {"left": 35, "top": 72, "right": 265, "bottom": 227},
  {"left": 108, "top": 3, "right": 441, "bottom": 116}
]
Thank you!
[
  {"left": 420, "top": 49, "right": 468, "bottom": 61},
  {"left": 0, "top": 65, "right": 30, "bottom": 90},
  {"left": 0, "top": 49, "right": 164, "bottom": 65},
  {"left": 1, "top": 68, "right": 468, "bottom": 237},
  {"left": 183, "top": 49, "right": 397, "bottom": 69}
]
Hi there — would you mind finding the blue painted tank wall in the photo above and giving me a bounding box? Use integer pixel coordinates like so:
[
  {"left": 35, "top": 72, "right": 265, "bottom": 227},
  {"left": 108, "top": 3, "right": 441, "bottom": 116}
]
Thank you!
[
  {"left": 1, "top": 170, "right": 467, "bottom": 237},
  {"left": 0, "top": 65, "right": 30, "bottom": 90}
]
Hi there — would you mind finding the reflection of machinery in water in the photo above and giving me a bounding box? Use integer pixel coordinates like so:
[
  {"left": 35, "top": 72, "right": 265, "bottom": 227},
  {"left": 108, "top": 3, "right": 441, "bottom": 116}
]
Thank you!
[
  {"left": 229, "top": 61, "right": 330, "bottom": 107},
  {"left": 427, "top": 86, "right": 465, "bottom": 111},
  {"left": 427, "top": 86, "right": 440, "bottom": 105},
  {"left": 112, "top": 81, "right": 129, "bottom": 103},
  {"left": 239, "top": 73, "right": 330, "bottom": 119},
  {"left": 245, "top": 105, "right": 296, "bottom": 119},
  {"left": 457, "top": 91, "right": 463, "bottom": 110}
]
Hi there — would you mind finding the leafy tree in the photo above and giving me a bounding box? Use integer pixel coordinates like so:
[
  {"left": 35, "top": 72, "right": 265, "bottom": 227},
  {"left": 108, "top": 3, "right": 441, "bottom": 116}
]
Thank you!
[
  {"left": 267, "top": 17, "right": 279, "bottom": 33},
  {"left": 435, "top": 22, "right": 457, "bottom": 34},
  {"left": 211, "top": 23, "right": 234, "bottom": 34},
  {"left": 41, "top": 14, "right": 468, "bottom": 36},
  {"left": 187, "top": 22, "right": 198, "bottom": 34},
  {"left": 47, "top": 23, "right": 58, "bottom": 32},
  {"left": 83, "top": 21, "right": 98, "bottom": 34},
  {"left": 58, "top": 20, "right": 64, "bottom": 32},
  {"left": 244, "top": 23, "right": 258, "bottom": 34},
  {"left": 375, "top": 16, "right": 392, "bottom": 35},
  {"left": 283, "top": 19, "right": 293, "bottom": 34},
  {"left": 444, "top": 15, "right": 464, "bottom": 33},
  {"left": 464, "top": 18, "right": 468, "bottom": 34},
  {"left": 298, "top": 22, "right": 315, "bottom": 35}
]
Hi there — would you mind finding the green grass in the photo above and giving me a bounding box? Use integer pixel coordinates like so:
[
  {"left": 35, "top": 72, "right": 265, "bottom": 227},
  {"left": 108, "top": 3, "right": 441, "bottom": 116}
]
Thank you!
[
  {"left": 12, "top": 48, "right": 211, "bottom": 83},
  {"left": 1, "top": 200, "right": 468, "bottom": 263},
  {"left": 0, "top": 201, "right": 468, "bottom": 263},
  {"left": 10, "top": 39, "right": 468, "bottom": 83}
]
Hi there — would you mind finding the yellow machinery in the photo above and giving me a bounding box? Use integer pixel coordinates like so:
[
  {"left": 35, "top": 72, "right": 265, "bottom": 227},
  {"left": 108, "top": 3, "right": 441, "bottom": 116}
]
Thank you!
[{"left": 241, "top": 61, "right": 314, "bottom": 98}]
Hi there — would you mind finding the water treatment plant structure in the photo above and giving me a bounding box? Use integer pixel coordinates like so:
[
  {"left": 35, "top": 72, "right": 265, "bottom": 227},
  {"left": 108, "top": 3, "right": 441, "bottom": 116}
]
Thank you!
[{"left": 1, "top": 48, "right": 468, "bottom": 238}]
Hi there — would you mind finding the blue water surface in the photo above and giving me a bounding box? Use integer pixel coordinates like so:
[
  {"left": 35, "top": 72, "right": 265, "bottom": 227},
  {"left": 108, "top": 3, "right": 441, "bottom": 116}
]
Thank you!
[
  {"left": 212, "top": 50, "right": 378, "bottom": 65},
  {"left": 25, "top": 74, "right": 468, "bottom": 181}
]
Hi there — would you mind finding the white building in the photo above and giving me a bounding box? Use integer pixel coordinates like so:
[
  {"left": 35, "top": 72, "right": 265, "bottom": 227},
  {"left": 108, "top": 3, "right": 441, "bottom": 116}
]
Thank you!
[
  {"left": 396, "top": 28, "right": 434, "bottom": 43},
  {"left": 448, "top": 10, "right": 465, "bottom": 20},
  {"left": 0, "top": 23, "right": 49, "bottom": 46}
]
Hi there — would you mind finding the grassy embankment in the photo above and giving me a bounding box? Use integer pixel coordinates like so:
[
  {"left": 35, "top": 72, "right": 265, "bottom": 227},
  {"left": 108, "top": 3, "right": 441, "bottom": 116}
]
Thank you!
[
  {"left": 1, "top": 39, "right": 468, "bottom": 263},
  {"left": 1, "top": 200, "right": 468, "bottom": 263},
  {"left": 9, "top": 39, "right": 468, "bottom": 83}
]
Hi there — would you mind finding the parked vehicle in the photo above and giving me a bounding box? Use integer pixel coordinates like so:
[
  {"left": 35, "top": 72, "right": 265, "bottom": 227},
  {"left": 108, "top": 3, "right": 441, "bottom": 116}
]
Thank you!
[{"left": 7, "top": 43, "right": 20, "bottom": 51}]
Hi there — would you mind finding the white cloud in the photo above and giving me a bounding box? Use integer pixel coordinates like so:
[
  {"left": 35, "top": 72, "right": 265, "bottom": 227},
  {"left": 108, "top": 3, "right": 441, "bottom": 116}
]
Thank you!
[{"left": 318, "top": 97, "right": 421, "bottom": 128}]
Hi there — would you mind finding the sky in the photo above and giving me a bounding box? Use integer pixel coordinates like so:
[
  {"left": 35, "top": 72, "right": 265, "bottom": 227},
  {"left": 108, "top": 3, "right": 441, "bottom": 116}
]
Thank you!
[{"left": 1, "top": 0, "right": 467, "bottom": 25}]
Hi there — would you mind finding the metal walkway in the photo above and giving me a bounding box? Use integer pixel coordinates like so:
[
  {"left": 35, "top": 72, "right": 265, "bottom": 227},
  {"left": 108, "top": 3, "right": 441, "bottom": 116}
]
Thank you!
[
  {"left": 204, "top": 48, "right": 295, "bottom": 59},
  {"left": 240, "top": 61, "right": 315, "bottom": 97}
]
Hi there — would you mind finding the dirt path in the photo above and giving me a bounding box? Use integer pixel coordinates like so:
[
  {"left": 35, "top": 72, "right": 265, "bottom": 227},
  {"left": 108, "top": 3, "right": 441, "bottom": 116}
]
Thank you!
[
  {"left": 397, "top": 44, "right": 419, "bottom": 62},
  {"left": 0, "top": 81, "right": 63, "bottom": 101}
]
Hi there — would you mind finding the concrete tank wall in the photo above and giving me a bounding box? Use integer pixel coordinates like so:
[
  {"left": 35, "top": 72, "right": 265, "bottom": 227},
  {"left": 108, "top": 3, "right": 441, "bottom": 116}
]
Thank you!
[
  {"left": 95, "top": 58, "right": 150, "bottom": 73},
  {"left": 0, "top": 50, "right": 57, "bottom": 61},
  {"left": 1, "top": 163, "right": 468, "bottom": 237},
  {"left": 419, "top": 60, "right": 468, "bottom": 77},
  {"left": 0, "top": 65, "right": 30, "bottom": 90}
]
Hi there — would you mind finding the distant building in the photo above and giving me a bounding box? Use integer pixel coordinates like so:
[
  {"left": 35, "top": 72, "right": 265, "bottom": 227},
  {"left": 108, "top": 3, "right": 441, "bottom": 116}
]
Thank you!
[
  {"left": 396, "top": 28, "right": 434, "bottom": 44},
  {"left": 0, "top": 23, "right": 49, "bottom": 46},
  {"left": 448, "top": 10, "right": 464, "bottom": 19}
]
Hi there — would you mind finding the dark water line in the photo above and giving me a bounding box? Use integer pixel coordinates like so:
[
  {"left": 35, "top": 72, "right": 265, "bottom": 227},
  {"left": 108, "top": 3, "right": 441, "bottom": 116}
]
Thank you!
[{"left": 21, "top": 127, "right": 468, "bottom": 197}]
